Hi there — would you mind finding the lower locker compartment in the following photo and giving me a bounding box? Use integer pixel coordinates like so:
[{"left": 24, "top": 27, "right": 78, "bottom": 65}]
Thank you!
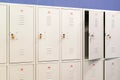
[
  {"left": 105, "top": 59, "right": 120, "bottom": 80},
  {"left": 83, "top": 60, "right": 103, "bottom": 80},
  {"left": 37, "top": 62, "right": 59, "bottom": 80},
  {"left": 9, "top": 64, "right": 34, "bottom": 80},
  {"left": 61, "top": 61, "right": 82, "bottom": 80},
  {"left": 0, "top": 65, "right": 6, "bottom": 80}
]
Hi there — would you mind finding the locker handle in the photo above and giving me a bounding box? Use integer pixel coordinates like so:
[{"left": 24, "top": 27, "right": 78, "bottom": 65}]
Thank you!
[
  {"left": 39, "top": 33, "right": 42, "bottom": 39},
  {"left": 11, "top": 33, "right": 15, "bottom": 40},
  {"left": 106, "top": 34, "right": 112, "bottom": 39},
  {"left": 89, "top": 34, "right": 94, "bottom": 37},
  {"left": 61, "top": 34, "right": 66, "bottom": 39}
]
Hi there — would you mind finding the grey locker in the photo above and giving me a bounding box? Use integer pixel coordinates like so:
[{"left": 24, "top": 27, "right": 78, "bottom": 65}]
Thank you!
[
  {"left": 9, "top": 64, "right": 34, "bottom": 80},
  {"left": 105, "top": 11, "right": 120, "bottom": 58},
  {"left": 37, "top": 62, "right": 59, "bottom": 80},
  {"left": 61, "top": 61, "right": 82, "bottom": 80},
  {"left": 83, "top": 60, "right": 103, "bottom": 80},
  {"left": 0, "top": 5, "right": 7, "bottom": 63},
  {"left": 0, "top": 65, "right": 6, "bottom": 80},
  {"left": 10, "top": 5, "right": 34, "bottom": 63},
  {"left": 84, "top": 10, "right": 103, "bottom": 60},
  {"left": 105, "top": 59, "right": 119, "bottom": 80},
  {"left": 37, "top": 7, "right": 60, "bottom": 61},
  {"left": 61, "top": 9, "right": 83, "bottom": 60}
]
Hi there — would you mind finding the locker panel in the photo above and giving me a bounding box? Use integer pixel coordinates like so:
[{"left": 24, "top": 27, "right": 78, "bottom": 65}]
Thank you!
[
  {"left": 38, "top": 7, "right": 60, "bottom": 61},
  {"left": 61, "top": 62, "right": 81, "bottom": 80},
  {"left": 61, "top": 9, "right": 82, "bottom": 60},
  {"left": 88, "top": 11, "right": 103, "bottom": 60},
  {"left": 0, "top": 65, "right": 6, "bottom": 80},
  {"left": 0, "top": 5, "right": 7, "bottom": 63},
  {"left": 83, "top": 60, "right": 103, "bottom": 80},
  {"left": 37, "top": 62, "right": 59, "bottom": 80},
  {"left": 9, "top": 64, "right": 34, "bottom": 80},
  {"left": 105, "top": 59, "right": 119, "bottom": 80},
  {"left": 105, "top": 11, "right": 120, "bottom": 58},
  {"left": 10, "top": 5, "right": 34, "bottom": 63}
]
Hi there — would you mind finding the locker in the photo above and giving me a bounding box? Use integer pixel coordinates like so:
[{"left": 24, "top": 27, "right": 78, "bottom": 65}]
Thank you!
[
  {"left": 105, "top": 11, "right": 120, "bottom": 58},
  {"left": 83, "top": 60, "right": 103, "bottom": 80},
  {"left": 105, "top": 59, "right": 119, "bottom": 80},
  {"left": 10, "top": 5, "right": 34, "bottom": 63},
  {"left": 61, "top": 62, "right": 81, "bottom": 80},
  {"left": 37, "top": 62, "right": 59, "bottom": 80},
  {"left": 0, "top": 5, "right": 7, "bottom": 63},
  {"left": 61, "top": 9, "right": 82, "bottom": 60},
  {"left": 37, "top": 7, "right": 60, "bottom": 61},
  {"left": 9, "top": 64, "right": 34, "bottom": 80},
  {"left": 0, "top": 65, "right": 6, "bottom": 80},
  {"left": 84, "top": 10, "right": 103, "bottom": 60}
]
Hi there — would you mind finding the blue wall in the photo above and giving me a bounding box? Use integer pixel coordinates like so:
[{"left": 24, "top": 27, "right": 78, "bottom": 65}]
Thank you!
[{"left": 0, "top": 0, "right": 120, "bottom": 11}]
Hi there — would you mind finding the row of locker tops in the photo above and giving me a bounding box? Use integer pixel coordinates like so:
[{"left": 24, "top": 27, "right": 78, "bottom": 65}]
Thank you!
[{"left": 0, "top": 4, "right": 120, "bottom": 63}]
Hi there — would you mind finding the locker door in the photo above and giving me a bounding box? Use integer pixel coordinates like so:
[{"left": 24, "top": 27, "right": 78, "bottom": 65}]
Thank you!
[
  {"left": 105, "top": 11, "right": 120, "bottom": 58},
  {"left": 61, "top": 9, "right": 82, "bottom": 60},
  {"left": 37, "top": 62, "right": 59, "bottom": 80},
  {"left": 0, "top": 65, "right": 6, "bottom": 80},
  {"left": 61, "top": 62, "right": 81, "bottom": 80},
  {"left": 83, "top": 60, "right": 103, "bottom": 80},
  {"left": 38, "top": 7, "right": 60, "bottom": 61},
  {"left": 0, "top": 5, "right": 6, "bottom": 63},
  {"left": 87, "top": 10, "right": 103, "bottom": 60},
  {"left": 9, "top": 64, "right": 34, "bottom": 80},
  {"left": 10, "top": 5, "right": 34, "bottom": 63},
  {"left": 105, "top": 59, "right": 118, "bottom": 80}
]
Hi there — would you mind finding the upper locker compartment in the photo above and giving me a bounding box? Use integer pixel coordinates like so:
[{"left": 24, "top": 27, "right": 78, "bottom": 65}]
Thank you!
[
  {"left": 0, "top": 5, "right": 7, "bottom": 63},
  {"left": 105, "top": 11, "right": 120, "bottom": 59},
  {"left": 37, "top": 7, "right": 60, "bottom": 61},
  {"left": 61, "top": 9, "right": 83, "bottom": 60},
  {"left": 84, "top": 10, "right": 103, "bottom": 60},
  {"left": 10, "top": 5, "right": 34, "bottom": 63}
]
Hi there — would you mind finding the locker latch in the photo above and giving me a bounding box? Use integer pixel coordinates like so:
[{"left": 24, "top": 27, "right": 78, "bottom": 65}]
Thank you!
[
  {"left": 61, "top": 34, "right": 66, "bottom": 39},
  {"left": 11, "top": 33, "right": 15, "bottom": 40},
  {"left": 39, "top": 33, "right": 42, "bottom": 39},
  {"left": 106, "top": 34, "right": 112, "bottom": 39}
]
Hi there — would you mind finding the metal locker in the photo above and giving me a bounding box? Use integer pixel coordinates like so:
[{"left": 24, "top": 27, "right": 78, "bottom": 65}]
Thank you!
[
  {"left": 105, "top": 11, "right": 120, "bottom": 58},
  {"left": 61, "top": 9, "right": 82, "bottom": 60},
  {"left": 10, "top": 5, "right": 34, "bottom": 63},
  {"left": 37, "top": 62, "right": 59, "bottom": 80},
  {"left": 0, "top": 5, "right": 7, "bottom": 63},
  {"left": 0, "top": 65, "right": 6, "bottom": 80},
  {"left": 83, "top": 60, "right": 103, "bottom": 80},
  {"left": 37, "top": 7, "right": 60, "bottom": 61},
  {"left": 9, "top": 64, "right": 34, "bottom": 80},
  {"left": 84, "top": 10, "right": 103, "bottom": 60},
  {"left": 105, "top": 59, "right": 119, "bottom": 80},
  {"left": 61, "top": 61, "right": 81, "bottom": 80}
]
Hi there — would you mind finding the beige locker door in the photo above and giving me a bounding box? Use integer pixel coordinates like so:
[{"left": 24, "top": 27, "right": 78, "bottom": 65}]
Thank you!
[
  {"left": 61, "top": 62, "right": 81, "bottom": 80},
  {"left": 0, "top": 65, "right": 6, "bottom": 80},
  {"left": 38, "top": 7, "right": 60, "bottom": 61},
  {"left": 61, "top": 9, "right": 82, "bottom": 60},
  {"left": 37, "top": 62, "right": 59, "bottom": 80},
  {"left": 9, "top": 64, "right": 34, "bottom": 80},
  {"left": 0, "top": 5, "right": 7, "bottom": 63},
  {"left": 105, "top": 59, "right": 119, "bottom": 80},
  {"left": 89, "top": 10, "right": 103, "bottom": 60},
  {"left": 10, "top": 5, "right": 34, "bottom": 63},
  {"left": 83, "top": 60, "right": 103, "bottom": 80},
  {"left": 105, "top": 11, "right": 120, "bottom": 58}
]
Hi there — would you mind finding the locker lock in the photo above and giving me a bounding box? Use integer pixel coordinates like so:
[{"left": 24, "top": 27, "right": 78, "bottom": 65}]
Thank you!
[
  {"left": 11, "top": 33, "right": 15, "bottom": 40},
  {"left": 39, "top": 33, "right": 42, "bottom": 39},
  {"left": 90, "top": 34, "right": 94, "bottom": 38},
  {"left": 61, "top": 34, "right": 66, "bottom": 39},
  {"left": 106, "top": 34, "right": 112, "bottom": 39}
]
